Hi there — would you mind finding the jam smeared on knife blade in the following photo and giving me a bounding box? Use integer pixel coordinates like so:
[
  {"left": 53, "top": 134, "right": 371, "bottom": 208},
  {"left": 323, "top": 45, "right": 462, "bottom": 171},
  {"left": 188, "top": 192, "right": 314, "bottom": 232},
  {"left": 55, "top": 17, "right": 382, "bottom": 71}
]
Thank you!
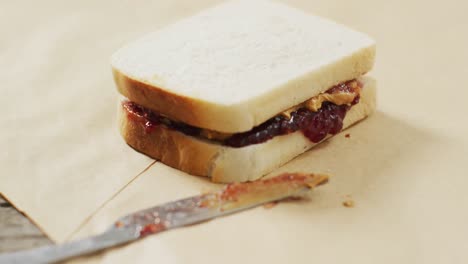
[
  {"left": 198, "top": 173, "right": 329, "bottom": 209},
  {"left": 217, "top": 173, "right": 328, "bottom": 211},
  {"left": 114, "top": 173, "right": 328, "bottom": 238},
  {"left": 123, "top": 80, "right": 361, "bottom": 147},
  {"left": 220, "top": 173, "right": 310, "bottom": 201},
  {"left": 198, "top": 173, "right": 328, "bottom": 211},
  {"left": 139, "top": 223, "right": 166, "bottom": 237}
]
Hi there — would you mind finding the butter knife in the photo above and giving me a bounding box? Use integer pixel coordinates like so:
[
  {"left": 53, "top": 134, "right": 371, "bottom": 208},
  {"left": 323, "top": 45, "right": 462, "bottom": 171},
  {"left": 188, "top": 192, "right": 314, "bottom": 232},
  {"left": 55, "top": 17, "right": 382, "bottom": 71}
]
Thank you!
[{"left": 0, "top": 173, "right": 328, "bottom": 264}]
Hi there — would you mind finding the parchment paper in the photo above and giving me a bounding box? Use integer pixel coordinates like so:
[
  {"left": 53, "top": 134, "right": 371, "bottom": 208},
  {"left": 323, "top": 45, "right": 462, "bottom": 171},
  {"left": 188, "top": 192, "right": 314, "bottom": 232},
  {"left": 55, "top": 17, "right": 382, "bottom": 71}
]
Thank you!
[
  {"left": 0, "top": 0, "right": 217, "bottom": 242},
  {"left": 2, "top": 0, "right": 468, "bottom": 263}
]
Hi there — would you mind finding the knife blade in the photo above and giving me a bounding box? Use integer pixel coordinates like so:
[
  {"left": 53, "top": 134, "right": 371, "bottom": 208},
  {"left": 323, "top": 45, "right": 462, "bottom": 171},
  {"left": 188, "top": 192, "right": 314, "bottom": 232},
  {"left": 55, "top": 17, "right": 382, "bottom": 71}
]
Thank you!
[{"left": 0, "top": 173, "right": 328, "bottom": 264}]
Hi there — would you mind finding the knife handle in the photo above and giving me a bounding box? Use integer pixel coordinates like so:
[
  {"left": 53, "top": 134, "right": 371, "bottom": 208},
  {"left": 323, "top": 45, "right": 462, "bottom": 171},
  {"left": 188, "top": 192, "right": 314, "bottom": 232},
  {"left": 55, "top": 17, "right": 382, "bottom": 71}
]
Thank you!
[{"left": 0, "top": 228, "right": 135, "bottom": 264}]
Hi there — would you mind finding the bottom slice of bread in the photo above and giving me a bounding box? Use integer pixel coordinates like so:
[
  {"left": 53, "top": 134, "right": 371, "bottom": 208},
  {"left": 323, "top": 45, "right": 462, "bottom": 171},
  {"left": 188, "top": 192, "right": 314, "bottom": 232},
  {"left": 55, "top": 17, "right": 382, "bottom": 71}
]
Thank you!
[{"left": 119, "top": 77, "right": 376, "bottom": 183}]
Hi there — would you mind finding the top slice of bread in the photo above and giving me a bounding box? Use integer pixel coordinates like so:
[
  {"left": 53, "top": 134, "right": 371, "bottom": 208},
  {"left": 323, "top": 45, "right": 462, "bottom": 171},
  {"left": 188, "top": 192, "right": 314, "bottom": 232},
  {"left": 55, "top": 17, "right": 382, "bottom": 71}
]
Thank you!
[{"left": 111, "top": 0, "right": 375, "bottom": 133}]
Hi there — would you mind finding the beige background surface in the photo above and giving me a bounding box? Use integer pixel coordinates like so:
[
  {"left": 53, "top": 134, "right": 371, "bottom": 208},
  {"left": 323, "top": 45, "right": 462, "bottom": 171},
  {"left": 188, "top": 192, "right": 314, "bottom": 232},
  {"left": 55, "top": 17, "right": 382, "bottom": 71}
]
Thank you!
[{"left": 1, "top": 0, "right": 468, "bottom": 263}]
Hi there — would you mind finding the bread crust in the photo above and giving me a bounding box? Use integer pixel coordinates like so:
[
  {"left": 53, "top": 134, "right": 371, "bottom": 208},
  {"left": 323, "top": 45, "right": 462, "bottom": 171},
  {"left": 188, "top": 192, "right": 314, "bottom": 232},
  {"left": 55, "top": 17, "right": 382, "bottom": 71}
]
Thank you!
[
  {"left": 119, "top": 103, "right": 220, "bottom": 176},
  {"left": 119, "top": 77, "right": 376, "bottom": 183}
]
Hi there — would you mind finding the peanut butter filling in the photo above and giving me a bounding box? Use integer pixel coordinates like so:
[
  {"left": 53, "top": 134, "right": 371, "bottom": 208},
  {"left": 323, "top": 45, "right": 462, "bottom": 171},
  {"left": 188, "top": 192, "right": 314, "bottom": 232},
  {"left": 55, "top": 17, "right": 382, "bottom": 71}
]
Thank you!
[
  {"left": 200, "top": 80, "right": 361, "bottom": 141},
  {"left": 281, "top": 80, "right": 361, "bottom": 118}
]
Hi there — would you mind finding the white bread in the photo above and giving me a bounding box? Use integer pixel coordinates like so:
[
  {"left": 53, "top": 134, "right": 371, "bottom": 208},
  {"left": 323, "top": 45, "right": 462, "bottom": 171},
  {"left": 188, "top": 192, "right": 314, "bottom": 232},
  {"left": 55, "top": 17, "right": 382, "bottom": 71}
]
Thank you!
[
  {"left": 119, "top": 77, "right": 376, "bottom": 183},
  {"left": 112, "top": 0, "right": 375, "bottom": 133}
]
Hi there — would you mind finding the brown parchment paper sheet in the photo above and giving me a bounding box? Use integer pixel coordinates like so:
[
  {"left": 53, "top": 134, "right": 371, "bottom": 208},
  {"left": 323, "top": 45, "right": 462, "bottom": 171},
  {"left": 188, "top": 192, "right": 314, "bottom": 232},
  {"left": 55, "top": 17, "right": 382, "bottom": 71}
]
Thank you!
[
  {"left": 2, "top": 0, "right": 468, "bottom": 263},
  {"left": 0, "top": 0, "right": 220, "bottom": 242}
]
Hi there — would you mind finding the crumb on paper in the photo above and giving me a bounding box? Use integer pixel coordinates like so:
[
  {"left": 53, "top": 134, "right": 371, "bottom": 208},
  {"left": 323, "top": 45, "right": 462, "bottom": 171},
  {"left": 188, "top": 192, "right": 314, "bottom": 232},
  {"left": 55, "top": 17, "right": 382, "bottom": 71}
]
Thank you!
[
  {"left": 342, "top": 200, "right": 355, "bottom": 208},
  {"left": 345, "top": 133, "right": 350, "bottom": 138}
]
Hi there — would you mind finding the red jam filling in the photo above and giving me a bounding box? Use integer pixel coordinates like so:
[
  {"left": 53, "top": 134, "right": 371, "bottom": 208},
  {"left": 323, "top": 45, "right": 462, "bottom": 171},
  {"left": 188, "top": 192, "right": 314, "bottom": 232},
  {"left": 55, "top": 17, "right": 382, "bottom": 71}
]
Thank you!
[{"left": 123, "top": 80, "right": 361, "bottom": 148}]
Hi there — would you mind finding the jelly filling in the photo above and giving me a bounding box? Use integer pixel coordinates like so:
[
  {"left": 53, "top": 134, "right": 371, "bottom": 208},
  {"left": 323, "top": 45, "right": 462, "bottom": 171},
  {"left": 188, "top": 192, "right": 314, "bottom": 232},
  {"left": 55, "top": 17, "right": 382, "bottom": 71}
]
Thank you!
[{"left": 122, "top": 80, "right": 361, "bottom": 148}]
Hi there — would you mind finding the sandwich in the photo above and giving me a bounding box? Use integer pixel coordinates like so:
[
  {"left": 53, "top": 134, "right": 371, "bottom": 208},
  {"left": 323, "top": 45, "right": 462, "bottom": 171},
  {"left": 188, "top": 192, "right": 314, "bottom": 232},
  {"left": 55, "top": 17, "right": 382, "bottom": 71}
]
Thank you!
[{"left": 112, "top": 0, "right": 376, "bottom": 183}]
